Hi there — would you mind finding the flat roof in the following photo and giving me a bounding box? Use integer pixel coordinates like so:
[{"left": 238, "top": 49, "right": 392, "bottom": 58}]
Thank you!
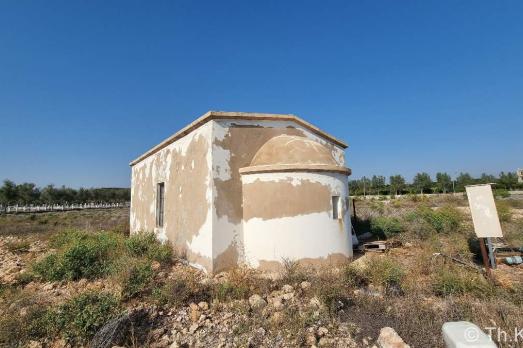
[{"left": 130, "top": 111, "right": 348, "bottom": 166}]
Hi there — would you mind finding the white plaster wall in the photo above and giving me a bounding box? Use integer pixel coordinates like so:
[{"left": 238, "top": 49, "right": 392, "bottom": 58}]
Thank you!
[{"left": 241, "top": 171, "right": 352, "bottom": 268}]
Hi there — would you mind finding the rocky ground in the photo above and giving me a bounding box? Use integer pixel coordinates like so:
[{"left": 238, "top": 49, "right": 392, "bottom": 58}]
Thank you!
[{"left": 0, "top": 202, "right": 522, "bottom": 348}]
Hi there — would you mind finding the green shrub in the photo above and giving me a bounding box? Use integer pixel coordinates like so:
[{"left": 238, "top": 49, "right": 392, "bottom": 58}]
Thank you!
[
  {"left": 33, "top": 231, "right": 122, "bottom": 281},
  {"left": 367, "top": 257, "right": 404, "bottom": 293},
  {"left": 32, "top": 253, "right": 66, "bottom": 281},
  {"left": 126, "top": 232, "right": 157, "bottom": 256},
  {"left": 495, "top": 200, "right": 512, "bottom": 222},
  {"left": 126, "top": 232, "right": 173, "bottom": 264},
  {"left": 370, "top": 216, "right": 403, "bottom": 238},
  {"left": 50, "top": 229, "right": 87, "bottom": 249},
  {"left": 494, "top": 189, "right": 510, "bottom": 199},
  {"left": 409, "top": 205, "right": 462, "bottom": 234},
  {"left": 148, "top": 243, "right": 173, "bottom": 264},
  {"left": 121, "top": 261, "right": 153, "bottom": 299},
  {"left": 433, "top": 268, "right": 495, "bottom": 297},
  {"left": 52, "top": 291, "right": 120, "bottom": 344}
]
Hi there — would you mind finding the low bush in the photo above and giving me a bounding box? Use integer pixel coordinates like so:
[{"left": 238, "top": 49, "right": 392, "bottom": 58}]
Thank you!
[
  {"left": 15, "top": 271, "right": 35, "bottom": 285},
  {"left": 213, "top": 281, "right": 250, "bottom": 302},
  {"left": 345, "top": 264, "right": 370, "bottom": 288},
  {"left": 153, "top": 276, "right": 210, "bottom": 307},
  {"left": 33, "top": 231, "right": 121, "bottom": 281},
  {"left": 367, "top": 256, "right": 405, "bottom": 294},
  {"left": 121, "top": 261, "right": 154, "bottom": 299},
  {"left": 432, "top": 268, "right": 495, "bottom": 297},
  {"left": 126, "top": 232, "right": 173, "bottom": 264},
  {"left": 495, "top": 200, "right": 512, "bottom": 222},
  {"left": 370, "top": 216, "right": 403, "bottom": 239},
  {"left": 408, "top": 205, "right": 463, "bottom": 234},
  {"left": 280, "top": 258, "right": 308, "bottom": 284},
  {"left": 494, "top": 189, "right": 510, "bottom": 199},
  {"left": 52, "top": 291, "right": 121, "bottom": 344},
  {"left": 0, "top": 305, "right": 54, "bottom": 346}
]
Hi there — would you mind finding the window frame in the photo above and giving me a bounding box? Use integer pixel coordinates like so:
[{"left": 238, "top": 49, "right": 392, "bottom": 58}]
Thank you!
[
  {"left": 332, "top": 195, "right": 340, "bottom": 220},
  {"left": 156, "top": 182, "right": 165, "bottom": 228}
]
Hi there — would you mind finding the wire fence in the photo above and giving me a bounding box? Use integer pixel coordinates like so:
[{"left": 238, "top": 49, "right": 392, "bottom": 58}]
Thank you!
[{"left": 0, "top": 202, "right": 130, "bottom": 214}]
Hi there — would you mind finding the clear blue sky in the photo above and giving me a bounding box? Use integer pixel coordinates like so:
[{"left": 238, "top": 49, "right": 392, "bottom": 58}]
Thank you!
[{"left": 1, "top": 1, "right": 522, "bottom": 188}]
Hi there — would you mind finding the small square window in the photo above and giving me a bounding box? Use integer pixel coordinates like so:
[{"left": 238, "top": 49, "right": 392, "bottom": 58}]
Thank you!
[
  {"left": 156, "top": 182, "right": 165, "bottom": 227},
  {"left": 332, "top": 196, "right": 340, "bottom": 220}
]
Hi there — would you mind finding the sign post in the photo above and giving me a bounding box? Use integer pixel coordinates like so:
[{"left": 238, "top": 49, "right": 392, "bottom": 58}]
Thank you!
[{"left": 465, "top": 184, "right": 503, "bottom": 278}]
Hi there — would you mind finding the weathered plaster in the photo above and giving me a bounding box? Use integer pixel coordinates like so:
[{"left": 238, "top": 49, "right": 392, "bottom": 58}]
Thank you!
[
  {"left": 131, "top": 123, "right": 214, "bottom": 272},
  {"left": 131, "top": 112, "right": 351, "bottom": 274},
  {"left": 241, "top": 171, "right": 352, "bottom": 269}
]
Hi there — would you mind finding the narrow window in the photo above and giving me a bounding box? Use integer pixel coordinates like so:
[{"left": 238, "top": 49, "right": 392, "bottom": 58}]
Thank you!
[
  {"left": 332, "top": 196, "right": 340, "bottom": 220},
  {"left": 156, "top": 182, "right": 165, "bottom": 227}
]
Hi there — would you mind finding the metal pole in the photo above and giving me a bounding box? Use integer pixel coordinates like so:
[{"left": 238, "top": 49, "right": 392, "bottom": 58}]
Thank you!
[
  {"left": 479, "top": 238, "right": 492, "bottom": 278},
  {"left": 486, "top": 237, "right": 496, "bottom": 269}
]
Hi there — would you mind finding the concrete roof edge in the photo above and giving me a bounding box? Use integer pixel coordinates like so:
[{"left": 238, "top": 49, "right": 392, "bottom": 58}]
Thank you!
[{"left": 129, "top": 110, "right": 349, "bottom": 166}]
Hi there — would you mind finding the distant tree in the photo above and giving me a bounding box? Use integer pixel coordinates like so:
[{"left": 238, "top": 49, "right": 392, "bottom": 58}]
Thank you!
[
  {"left": 371, "top": 175, "right": 386, "bottom": 195},
  {"left": 413, "top": 172, "right": 432, "bottom": 194},
  {"left": 0, "top": 180, "right": 18, "bottom": 205},
  {"left": 389, "top": 175, "right": 406, "bottom": 195},
  {"left": 498, "top": 171, "right": 518, "bottom": 190},
  {"left": 435, "top": 172, "right": 452, "bottom": 193},
  {"left": 40, "top": 185, "right": 60, "bottom": 204},
  {"left": 456, "top": 172, "right": 474, "bottom": 192},
  {"left": 360, "top": 177, "right": 371, "bottom": 196},
  {"left": 16, "top": 183, "right": 40, "bottom": 204},
  {"left": 479, "top": 173, "right": 497, "bottom": 184}
]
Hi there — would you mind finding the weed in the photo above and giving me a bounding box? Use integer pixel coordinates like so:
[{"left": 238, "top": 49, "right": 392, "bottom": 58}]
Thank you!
[
  {"left": 15, "top": 271, "right": 35, "bottom": 285},
  {"left": 6, "top": 240, "right": 30, "bottom": 253},
  {"left": 126, "top": 232, "right": 173, "bottom": 264},
  {"left": 495, "top": 200, "right": 512, "bottom": 222},
  {"left": 121, "top": 261, "right": 154, "bottom": 299},
  {"left": 280, "top": 258, "right": 308, "bottom": 284},
  {"left": 345, "top": 264, "right": 369, "bottom": 288},
  {"left": 432, "top": 268, "right": 495, "bottom": 297},
  {"left": 370, "top": 216, "right": 403, "bottom": 239},
  {"left": 33, "top": 231, "right": 123, "bottom": 281},
  {"left": 153, "top": 276, "right": 210, "bottom": 307},
  {"left": 408, "top": 205, "right": 463, "bottom": 234},
  {"left": 213, "top": 281, "right": 250, "bottom": 302},
  {"left": 52, "top": 291, "right": 121, "bottom": 344},
  {"left": 366, "top": 256, "right": 405, "bottom": 294}
]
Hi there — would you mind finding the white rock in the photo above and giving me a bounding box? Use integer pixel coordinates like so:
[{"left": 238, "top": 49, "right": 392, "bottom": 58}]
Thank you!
[
  {"left": 317, "top": 327, "right": 329, "bottom": 337},
  {"left": 189, "top": 323, "right": 199, "bottom": 334},
  {"left": 248, "top": 294, "right": 267, "bottom": 310},
  {"left": 300, "top": 281, "right": 311, "bottom": 290},
  {"left": 282, "top": 284, "right": 294, "bottom": 293},
  {"left": 198, "top": 301, "right": 209, "bottom": 311},
  {"left": 377, "top": 327, "right": 410, "bottom": 348}
]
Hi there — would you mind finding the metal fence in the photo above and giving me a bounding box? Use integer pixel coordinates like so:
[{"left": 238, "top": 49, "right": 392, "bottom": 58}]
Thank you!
[{"left": 0, "top": 202, "right": 130, "bottom": 214}]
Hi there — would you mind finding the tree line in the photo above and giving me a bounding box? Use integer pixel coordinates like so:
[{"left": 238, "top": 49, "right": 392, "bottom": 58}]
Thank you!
[
  {"left": 0, "top": 180, "right": 130, "bottom": 205},
  {"left": 349, "top": 171, "right": 522, "bottom": 196}
]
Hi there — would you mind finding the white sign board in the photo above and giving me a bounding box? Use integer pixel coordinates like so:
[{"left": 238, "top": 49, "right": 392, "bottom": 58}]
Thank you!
[{"left": 465, "top": 184, "right": 503, "bottom": 238}]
